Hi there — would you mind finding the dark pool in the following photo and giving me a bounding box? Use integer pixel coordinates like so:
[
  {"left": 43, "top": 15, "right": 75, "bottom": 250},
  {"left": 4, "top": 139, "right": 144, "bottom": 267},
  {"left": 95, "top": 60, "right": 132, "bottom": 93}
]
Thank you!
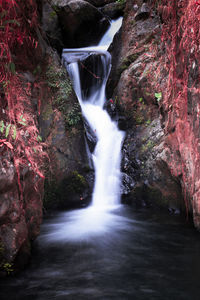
[{"left": 1, "top": 206, "right": 200, "bottom": 300}]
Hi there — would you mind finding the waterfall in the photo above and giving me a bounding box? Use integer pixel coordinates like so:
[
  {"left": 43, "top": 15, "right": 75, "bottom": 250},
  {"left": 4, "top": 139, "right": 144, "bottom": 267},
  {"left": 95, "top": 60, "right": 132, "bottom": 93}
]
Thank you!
[{"left": 62, "top": 18, "right": 124, "bottom": 210}]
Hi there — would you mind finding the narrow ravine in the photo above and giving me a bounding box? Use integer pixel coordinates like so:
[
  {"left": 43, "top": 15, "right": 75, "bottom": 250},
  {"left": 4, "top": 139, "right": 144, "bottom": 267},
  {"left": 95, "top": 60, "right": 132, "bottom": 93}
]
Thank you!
[{"left": 1, "top": 17, "right": 200, "bottom": 300}]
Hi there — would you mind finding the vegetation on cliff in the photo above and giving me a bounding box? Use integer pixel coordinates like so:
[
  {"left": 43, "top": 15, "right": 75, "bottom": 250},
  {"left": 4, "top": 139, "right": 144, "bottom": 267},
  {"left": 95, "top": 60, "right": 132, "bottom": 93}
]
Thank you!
[{"left": 0, "top": 0, "right": 47, "bottom": 194}]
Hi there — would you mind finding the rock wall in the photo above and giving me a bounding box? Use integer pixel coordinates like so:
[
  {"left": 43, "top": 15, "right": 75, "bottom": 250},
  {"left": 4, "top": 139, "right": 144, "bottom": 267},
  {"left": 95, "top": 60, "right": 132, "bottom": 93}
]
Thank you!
[
  {"left": 39, "top": 52, "right": 92, "bottom": 209},
  {"left": 109, "top": 0, "right": 200, "bottom": 228}
]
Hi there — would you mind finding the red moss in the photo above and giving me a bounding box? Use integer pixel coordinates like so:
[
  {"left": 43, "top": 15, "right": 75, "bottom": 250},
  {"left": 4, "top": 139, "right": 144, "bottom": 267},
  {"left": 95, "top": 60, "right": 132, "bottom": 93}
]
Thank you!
[
  {"left": 152, "top": 0, "right": 200, "bottom": 219},
  {"left": 0, "top": 0, "right": 46, "bottom": 200}
]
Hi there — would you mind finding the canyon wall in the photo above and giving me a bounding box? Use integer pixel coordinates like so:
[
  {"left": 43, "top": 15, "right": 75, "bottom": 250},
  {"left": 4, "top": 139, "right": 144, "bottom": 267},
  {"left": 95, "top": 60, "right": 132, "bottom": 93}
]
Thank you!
[{"left": 109, "top": 0, "right": 200, "bottom": 228}]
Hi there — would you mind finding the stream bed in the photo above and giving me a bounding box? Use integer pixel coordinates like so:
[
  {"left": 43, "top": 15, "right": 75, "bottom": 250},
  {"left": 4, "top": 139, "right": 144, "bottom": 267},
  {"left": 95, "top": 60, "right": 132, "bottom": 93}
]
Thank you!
[{"left": 1, "top": 206, "right": 200, "bottom": 300}]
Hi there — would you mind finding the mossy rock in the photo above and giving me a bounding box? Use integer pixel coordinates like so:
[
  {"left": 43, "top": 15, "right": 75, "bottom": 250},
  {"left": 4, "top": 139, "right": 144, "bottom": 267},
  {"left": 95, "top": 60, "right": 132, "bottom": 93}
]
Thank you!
[{"left": 43, "top": 171, "right": 89, "bottom": 209}]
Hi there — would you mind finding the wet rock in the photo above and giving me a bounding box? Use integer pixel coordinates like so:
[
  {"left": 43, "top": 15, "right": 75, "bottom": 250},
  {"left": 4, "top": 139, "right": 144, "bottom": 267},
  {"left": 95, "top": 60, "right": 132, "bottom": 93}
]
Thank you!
[
  {"left": 84, "top": 118, "right": 97, "bottom": 153},
  {"left": 55, "top": 0, "right": 110, "bottom": 47},
  {"left": 121, "top": 172, "right": 135, "bottom": 194}
]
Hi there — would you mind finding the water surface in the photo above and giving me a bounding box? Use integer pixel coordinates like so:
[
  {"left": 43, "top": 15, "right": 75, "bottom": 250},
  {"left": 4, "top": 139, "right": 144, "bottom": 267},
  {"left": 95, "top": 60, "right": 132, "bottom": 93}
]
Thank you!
[{"left": 0, "top": 206, "right": 200, "bottom": 300}]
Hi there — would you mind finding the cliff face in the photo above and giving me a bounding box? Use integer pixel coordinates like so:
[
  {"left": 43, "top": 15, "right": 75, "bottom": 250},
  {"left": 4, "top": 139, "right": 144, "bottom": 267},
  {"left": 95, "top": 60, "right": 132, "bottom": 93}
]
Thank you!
[{"left": 109, "top": 0, "right": 200, "bottom": 228}]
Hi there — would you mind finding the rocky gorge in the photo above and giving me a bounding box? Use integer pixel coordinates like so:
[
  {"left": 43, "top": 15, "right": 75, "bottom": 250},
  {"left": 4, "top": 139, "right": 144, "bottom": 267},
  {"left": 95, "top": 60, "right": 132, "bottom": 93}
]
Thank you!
[{"left": 0, "top": 0, "right": 200, "bottom": 277}]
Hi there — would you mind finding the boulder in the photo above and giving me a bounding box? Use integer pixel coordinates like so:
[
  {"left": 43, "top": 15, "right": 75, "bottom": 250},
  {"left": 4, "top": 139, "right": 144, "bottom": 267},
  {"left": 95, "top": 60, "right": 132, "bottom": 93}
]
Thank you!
[
  {"left": 100, "top": 2, "right": 125, "bottom": 19},
  {"left": 56, "top": 0, "right": 110, "bottom": 47}
]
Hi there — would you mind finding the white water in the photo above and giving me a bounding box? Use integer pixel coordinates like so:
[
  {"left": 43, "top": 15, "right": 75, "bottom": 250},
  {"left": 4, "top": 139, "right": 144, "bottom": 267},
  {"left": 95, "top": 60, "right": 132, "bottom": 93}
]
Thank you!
[
  {"left": 64, "top": 17, "right": 124, "bottom": 209},
  {"left": 98, "top": 17, "right": 122, "bottom": 49},
  {"left": 43, "top": 18, "right": 124, "bottom": 242}
]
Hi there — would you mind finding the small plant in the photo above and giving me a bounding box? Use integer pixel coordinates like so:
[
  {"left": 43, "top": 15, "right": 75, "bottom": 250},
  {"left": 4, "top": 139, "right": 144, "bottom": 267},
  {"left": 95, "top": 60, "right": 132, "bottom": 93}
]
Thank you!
[
  {"left": 0, "top": 121, "right": 17, "bottom": 140},
  {"left": 2, "top": 262, "right": 13, "bottom": 275},
  {"left": 155, "top": 92, "right": 162, "bottom": 102}
]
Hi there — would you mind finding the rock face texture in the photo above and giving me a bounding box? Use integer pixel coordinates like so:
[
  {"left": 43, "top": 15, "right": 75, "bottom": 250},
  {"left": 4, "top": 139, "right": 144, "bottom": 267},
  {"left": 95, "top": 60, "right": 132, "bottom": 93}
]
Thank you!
[
  {"left": 39, "top": 53, "right": 92, "bottom": 209},
  {"left": 0, "top": 149, "right": 44, "bottom": 276},
  {"left": 109, "top": 0, "right": 200, "bottom": 228}
]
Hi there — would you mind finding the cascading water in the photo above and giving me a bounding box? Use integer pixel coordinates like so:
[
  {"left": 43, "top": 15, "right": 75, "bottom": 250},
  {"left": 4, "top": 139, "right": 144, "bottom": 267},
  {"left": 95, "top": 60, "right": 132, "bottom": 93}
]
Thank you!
[
  {"left": 41, "top": 18, "right": 124, "bottom": 241},
  {"left": 63, "top": 18, "right": 124, "bottom": 210}
]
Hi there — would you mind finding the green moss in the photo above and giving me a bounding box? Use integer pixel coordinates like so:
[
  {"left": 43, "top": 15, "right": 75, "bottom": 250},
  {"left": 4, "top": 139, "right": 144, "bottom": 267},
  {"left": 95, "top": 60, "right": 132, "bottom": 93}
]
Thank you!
[
  {"left": 141, "top": 140, "right": 155, "bottom": 153},
  {"left": 45, "top": 63, "right": 82, "bottom": 129},
  {"left": 65, "top": 103, "right": 82, "bottom": 128},
  {"left": 119, "top": 53, "right": 140, "bottom": 73},
  {"left": 135, "top": 115, "right": 144, "bottom": 125},
  {"left": 46, "top": 65, "right": 72, "bottom": 96},
  {"left": 70, "top": 171, "right": 88, "bottom": 193}
]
